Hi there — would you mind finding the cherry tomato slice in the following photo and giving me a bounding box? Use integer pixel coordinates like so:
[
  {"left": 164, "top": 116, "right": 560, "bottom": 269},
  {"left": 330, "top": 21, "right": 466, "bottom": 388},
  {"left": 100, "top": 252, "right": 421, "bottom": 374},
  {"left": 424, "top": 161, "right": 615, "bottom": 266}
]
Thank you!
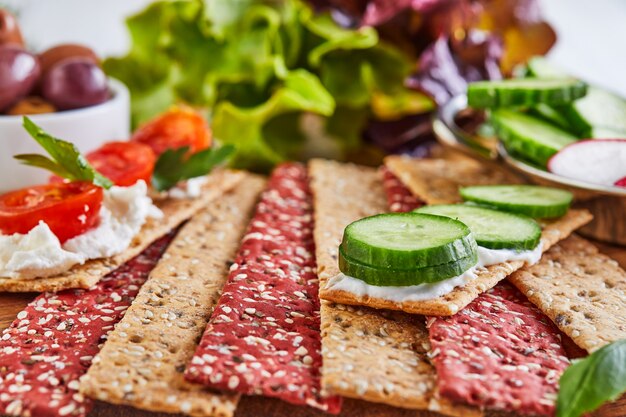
[
  {"left": 131, "top": 106, "right": 211, "bottom": 156},
  {"left": 0, "top": 181, "right": 103, "bottom": 243},
  {"left": 86, "top": 141, "right": 156, "bottom": 187}
]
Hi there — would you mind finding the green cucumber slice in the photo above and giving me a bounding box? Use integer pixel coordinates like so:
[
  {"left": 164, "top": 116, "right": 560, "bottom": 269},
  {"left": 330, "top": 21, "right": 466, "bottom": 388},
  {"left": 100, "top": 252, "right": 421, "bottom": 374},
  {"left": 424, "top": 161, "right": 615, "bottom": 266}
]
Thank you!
[
  {"left": 524, "top": 58, "right": 626, "bottom": 138},
  {"left": 526, "top": 57, "right": 569, "bottom": 79},
  {"left": 490, "top": 109, "right": 578, "bottom": 167},
  {"left": 564, "top": 87, "right": 626, "bottom": 136},
  {"left": 341, "top": 213, "right": 477, "bottom": 269},
  {"left": 590, "top": 126, "right": 626, "bottom": 139},
  {"left": 460, "top": 185, "right": 573, "bottom": 218},
  {"left": 530, "top": 103, "right": 571, "bottom": 131},
  {"left": 338, "top": 247, "right": 477, "bottom": 287},
  {"left": 467, "top": 78, "right": 587, "bottom": 109},
  {"left": 415, "top": 204, "right": 541, "bottom": 251}
]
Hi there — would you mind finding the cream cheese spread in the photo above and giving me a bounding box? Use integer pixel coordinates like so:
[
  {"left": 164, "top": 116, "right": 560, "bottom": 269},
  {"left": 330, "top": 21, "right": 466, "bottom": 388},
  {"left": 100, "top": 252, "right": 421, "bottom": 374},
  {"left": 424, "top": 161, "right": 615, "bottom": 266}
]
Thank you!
[
  {"left": 0, "top": 180, "right": 161, "bottom": 280},
  {"left": 168, "top": 176, "right": 208, "bottom": 199},
  {"left": 325, "top": 243, "right": 543, "bottom": 302}
]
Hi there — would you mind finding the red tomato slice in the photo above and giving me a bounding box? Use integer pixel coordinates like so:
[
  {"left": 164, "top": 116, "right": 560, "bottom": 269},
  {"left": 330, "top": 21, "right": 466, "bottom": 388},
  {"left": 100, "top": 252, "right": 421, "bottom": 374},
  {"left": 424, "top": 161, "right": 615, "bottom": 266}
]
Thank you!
[
  {"left": 0, "top": 182, "right": 103, "bottom": 243},
  {"left": 86, "top": 141, "right": 156, "bottom": 187},
  {"left": 131, "top": 106, "right": 211, "bottom": 156}
]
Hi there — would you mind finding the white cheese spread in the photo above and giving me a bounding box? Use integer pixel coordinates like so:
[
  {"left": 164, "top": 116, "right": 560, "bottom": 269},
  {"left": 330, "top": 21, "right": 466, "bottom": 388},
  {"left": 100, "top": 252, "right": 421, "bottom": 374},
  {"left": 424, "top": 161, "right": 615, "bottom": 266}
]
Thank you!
[
  {"left": 0, "top": 180, "right": 162, "bottom": 280},
  {"left": 0, "top": 222, "right": 83, "bottom": 279},
  {"left": 325, "top": 243, "right": 543, "bottom": 302},
  {"left": 168, "top": 176, "right": 208, "bottom": 199}
]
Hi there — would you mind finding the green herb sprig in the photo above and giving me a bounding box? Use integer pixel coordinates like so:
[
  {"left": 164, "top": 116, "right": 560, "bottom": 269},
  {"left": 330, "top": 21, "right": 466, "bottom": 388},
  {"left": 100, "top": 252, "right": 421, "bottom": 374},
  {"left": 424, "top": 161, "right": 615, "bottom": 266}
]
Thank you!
[
  {"left": 15, "top": 117, "right": 113, "bottom": 189},
  {"left": 151, "top": 144, "right": 235, "bottom": 192}
]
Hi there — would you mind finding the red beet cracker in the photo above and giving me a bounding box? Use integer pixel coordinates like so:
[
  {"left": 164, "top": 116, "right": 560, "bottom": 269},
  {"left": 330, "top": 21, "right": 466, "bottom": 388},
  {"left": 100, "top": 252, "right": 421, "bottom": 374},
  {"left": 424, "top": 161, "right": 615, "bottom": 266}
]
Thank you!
[
  {"left": 185, "top": 163, "right": 341, "bottom": 414},
  {"left": 0, "top": 232, "right": 175, "bottom": 417}
]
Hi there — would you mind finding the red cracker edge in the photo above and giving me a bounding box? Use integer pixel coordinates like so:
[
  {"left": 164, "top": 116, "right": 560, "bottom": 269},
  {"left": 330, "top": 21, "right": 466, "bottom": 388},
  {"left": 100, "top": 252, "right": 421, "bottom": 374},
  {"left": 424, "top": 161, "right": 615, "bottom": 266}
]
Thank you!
[
  {"left": 427, "top": 283, "right": 570, "bottom": 416},
  {"left": 380, "top": 166, "right": 424, "bottom": 212},
  {"left": 383, "top": 169, "right": 572, "bottom": 416},
  {"left": 184, "top": 163, "right": 342, "bottom": 414},
  {"left": 0, "top": 232, "right": 176, "bottom": 417}
]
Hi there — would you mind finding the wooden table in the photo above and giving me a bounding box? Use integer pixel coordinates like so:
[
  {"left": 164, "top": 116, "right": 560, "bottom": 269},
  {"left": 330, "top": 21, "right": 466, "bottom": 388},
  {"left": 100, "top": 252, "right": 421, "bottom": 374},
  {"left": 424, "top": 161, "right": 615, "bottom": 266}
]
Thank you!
[{"left": 1, "top": 241, "right": 624, "bottom": 417}]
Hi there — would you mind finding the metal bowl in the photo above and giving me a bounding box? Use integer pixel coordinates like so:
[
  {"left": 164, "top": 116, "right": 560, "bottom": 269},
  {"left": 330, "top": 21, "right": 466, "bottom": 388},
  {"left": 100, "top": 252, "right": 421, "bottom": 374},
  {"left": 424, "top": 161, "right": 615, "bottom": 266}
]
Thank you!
[{"left": 433, "top": 94, "right": 626, "bottom": 245}]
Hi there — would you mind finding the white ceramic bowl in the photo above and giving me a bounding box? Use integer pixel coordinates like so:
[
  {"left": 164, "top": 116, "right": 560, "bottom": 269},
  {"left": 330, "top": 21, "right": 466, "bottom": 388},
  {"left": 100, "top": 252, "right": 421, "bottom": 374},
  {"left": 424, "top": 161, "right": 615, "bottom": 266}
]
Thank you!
[{"left": 0, "top": 78, "right": 130, "bottom": 193}]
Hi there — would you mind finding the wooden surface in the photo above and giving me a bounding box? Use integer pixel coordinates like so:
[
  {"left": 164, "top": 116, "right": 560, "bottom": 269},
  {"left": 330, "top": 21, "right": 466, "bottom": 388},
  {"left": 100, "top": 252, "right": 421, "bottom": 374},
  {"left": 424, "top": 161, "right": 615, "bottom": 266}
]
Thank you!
[{"left": 0, "top": 241, "right": 624, "bottom": 417}]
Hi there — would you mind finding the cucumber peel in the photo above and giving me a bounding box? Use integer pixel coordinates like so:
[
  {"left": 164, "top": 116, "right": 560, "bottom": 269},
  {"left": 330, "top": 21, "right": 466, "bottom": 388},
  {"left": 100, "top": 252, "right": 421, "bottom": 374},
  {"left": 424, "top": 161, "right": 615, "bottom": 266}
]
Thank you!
[
  {"left": 460, "top": 185, "right": 573, "bottom": 219},
  {"left": 490, "top": 109, "right": 578, "bottom": 167},
  {"left": 415, "top": 204, "right": 541, "bottom": 251},
  {"left": 338, "top": 247, "right": 477, "bottom": 287},
  {"left": 468, "top": 78, "right": 587, "bottom": 109}
]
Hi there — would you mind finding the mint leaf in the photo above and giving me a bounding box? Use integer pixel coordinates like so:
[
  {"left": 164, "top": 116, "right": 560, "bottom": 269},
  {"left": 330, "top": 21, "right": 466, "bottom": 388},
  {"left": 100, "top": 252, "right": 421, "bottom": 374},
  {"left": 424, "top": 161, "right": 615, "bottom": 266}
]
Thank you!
[
  {"left": 557, "top": 339, "right": 626, "bottom": 417},
  {"left": 16, "top": 117, "right": 113, "bottom": 189},
  {"left": 151, "top": 144, "right": 235, "bottom": 192}
]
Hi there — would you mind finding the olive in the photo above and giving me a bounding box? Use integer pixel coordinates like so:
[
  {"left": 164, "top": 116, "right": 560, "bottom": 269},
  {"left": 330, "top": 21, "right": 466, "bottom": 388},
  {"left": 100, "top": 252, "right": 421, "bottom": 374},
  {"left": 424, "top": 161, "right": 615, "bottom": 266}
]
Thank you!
[
  {"left": 41, "top": 58, "right": 109, "bottom": 110},
  {"left": 0, "top": 9, "right": 24, "bottom": 47},
  {"left": 0, "top": 45, "right": 40, "bottom": 112},
  {"left": 7, "top": 96, "right": 56, "bottom": 115},
  {"left": 38, "top": 44, "right": 99, "bottom": 77}
]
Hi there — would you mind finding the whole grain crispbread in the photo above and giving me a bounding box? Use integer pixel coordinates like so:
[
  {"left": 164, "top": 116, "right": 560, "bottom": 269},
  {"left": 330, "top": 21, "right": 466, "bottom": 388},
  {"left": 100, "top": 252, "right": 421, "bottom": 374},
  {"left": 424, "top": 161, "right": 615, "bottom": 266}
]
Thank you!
[
  {"left": 320, "top": 209, "right": 592, "bottom": 316},
  {"left": 384, "top": 155, "right": 524, "bottom": 205},
  {"left": 309, "top": 159, "right": 481, "bottom": 417},
  {"left": 509, "top": 234, "right": 626, "bottom": 353},
  {"left": 80, "top": 173, "right": 266, "bottom": 417},
  {"left": 0, "top": 169, "right": 245, "bottom": 293}
]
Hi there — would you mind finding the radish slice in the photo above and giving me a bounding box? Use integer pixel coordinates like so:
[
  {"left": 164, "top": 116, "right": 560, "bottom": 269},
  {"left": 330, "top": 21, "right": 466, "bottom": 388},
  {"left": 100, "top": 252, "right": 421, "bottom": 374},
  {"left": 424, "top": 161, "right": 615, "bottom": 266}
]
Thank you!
[
  {"left": 548, "top": 139, "right": 626, "bottom": 187},
  {"left": 615, "top": 176, "right": 626, "bottom": 188}
]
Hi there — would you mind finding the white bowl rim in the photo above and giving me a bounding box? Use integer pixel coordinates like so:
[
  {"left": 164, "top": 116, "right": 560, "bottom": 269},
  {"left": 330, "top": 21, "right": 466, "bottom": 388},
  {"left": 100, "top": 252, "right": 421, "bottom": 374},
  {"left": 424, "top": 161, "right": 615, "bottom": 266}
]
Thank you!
[{"left": 0, "top": 77, "right": 129, "bottom": 124}]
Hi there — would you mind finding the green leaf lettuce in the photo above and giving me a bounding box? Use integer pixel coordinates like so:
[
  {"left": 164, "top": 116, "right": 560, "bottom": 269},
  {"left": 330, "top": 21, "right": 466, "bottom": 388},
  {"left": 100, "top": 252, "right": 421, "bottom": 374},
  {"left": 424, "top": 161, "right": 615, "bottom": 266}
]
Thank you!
[{"left": 106, "top": 0, "right": 429, "bottom": 171}]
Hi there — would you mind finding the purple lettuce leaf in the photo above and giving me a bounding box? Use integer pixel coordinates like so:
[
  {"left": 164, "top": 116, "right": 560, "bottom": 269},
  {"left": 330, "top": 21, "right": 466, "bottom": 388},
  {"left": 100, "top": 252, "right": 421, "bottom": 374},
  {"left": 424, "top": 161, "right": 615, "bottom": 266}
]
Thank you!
[{"left": 407, "top": 31, "right": 503, "bottom": 105}]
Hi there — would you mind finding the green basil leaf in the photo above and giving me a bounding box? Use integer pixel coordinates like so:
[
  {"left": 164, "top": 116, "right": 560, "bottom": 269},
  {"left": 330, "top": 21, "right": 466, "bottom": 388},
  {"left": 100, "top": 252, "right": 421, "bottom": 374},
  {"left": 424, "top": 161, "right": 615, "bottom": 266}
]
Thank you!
[
  {"left": 151, "top": 144, "right": 236, "bottom": 192},
  {"left": 557, "top": 339, "right": 626, "bottom": 417},
  {"left": 13, "top": 154, "right": 73, "bottom": 178},
  {"left": 17, "top": 117, "right": 113, "bottom": 189}
]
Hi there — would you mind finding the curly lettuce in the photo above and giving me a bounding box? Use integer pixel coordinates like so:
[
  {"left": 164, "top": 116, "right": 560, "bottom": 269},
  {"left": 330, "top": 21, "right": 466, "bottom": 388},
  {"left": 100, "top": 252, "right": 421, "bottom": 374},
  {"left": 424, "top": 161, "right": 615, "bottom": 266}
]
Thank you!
[{"left": 105, "top": 0, "right": 426, "bottom": 171}]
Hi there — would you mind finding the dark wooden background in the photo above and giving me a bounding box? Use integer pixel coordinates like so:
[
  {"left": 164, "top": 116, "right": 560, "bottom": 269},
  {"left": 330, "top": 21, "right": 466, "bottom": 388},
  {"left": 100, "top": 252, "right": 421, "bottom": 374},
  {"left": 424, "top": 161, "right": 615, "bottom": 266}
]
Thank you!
[{"left": 1, "top": 241, "right": 624, "bottom": 417}]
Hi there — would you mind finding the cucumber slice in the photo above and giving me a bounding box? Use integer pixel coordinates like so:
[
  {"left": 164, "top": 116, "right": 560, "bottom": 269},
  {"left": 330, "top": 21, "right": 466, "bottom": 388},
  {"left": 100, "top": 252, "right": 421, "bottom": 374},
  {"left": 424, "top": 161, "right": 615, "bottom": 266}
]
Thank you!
[
  {"left": 526, "top": 57, "right": 569, "bottom": 79},
  {"left": 338, "top": 247, "right": 477, "bottom": 287},
  {"left": 590, "top": 126, "right": 626, "bottom": 139},
  {"left": 530, "top": 103, "right": 571, "bottom": 131},
  {"left": 460, "top": 185, "right": 573, "bottom": 218},
  {"left": 467, "top": 78, "right": 587, "bottom": 109},
  {"left": 565, "top": 87, "right": 626, "bottom": 136},
  {"left": 524, "top": 59, "right": 626, "bottom": 137},
  {"left": 490, "top": 109, "right": 578, "bottom": 167},
  {"left": 415, "top": 204, "right": 541, "bottom": 251},
  {"left": 341, "top": 213, "right": 477, "bottom": 269}
]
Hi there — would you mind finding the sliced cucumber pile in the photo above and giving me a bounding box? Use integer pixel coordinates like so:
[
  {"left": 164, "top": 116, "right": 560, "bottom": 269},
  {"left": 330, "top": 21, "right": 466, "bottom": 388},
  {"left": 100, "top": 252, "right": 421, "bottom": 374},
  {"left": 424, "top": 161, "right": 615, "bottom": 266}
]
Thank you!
[
  {"left": 341, "top": 213, "right": 476, "bottom": 269},
  {"left": 338, "top": 213, "right": 478, "bottom": 286},
  {"left": 526, "top": 58, "right": 626, "bottom": 137},
  {"left": 467, "top": 56, "right": 626, "bottom": 169},
  {"left": 415, "top": 204, "right": 541, "bottom": 251},
  {"left": 460, "top": 185, "right": 573, "bottom": 218},
  {"left": 490, "top": 109, "right": 578, "bottom": 166},
  {"left": 468, "top": 78, "right": 587, "bottom": 109}
]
